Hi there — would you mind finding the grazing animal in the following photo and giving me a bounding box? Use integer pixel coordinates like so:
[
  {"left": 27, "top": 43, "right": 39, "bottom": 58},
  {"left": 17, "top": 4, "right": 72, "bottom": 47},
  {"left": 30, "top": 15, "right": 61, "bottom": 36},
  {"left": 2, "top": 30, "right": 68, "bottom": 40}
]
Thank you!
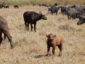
[
  {"left": 0, "top": 16, "right": 13, "bottom": 48},
  {"left": 77, "top": 14, "right": 85, "bottom": 25},
  {"left": 46, "top": 33, "right": 64, "bottom": 56},
  {"left": 23, "top": 11, "right": 47, "bottom": 32},
  {"left": 14, "top": 5, "right": 19, "bottom": 8}
]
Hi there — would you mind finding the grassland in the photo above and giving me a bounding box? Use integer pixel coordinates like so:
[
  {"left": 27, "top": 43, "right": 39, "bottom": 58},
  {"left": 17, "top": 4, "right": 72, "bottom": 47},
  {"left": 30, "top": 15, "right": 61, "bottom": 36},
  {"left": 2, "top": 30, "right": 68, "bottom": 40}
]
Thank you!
[
  {"left": 4, "top": 0, "right": 85, "bottom": 5},
  {"left": 0, "top": 5, "right": 85, "bottom": 64}
]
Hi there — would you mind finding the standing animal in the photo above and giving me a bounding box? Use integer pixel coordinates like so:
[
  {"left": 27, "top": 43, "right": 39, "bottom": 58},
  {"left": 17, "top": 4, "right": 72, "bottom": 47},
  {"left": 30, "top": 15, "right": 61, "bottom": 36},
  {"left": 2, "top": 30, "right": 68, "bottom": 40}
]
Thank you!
[
  {"left": 61, "top": 6, "right": 67, "bottom": 15},
  {"left": 66, "top": 8, "right": 81, "bottom": 19},
  {"left": 14, "top": 5, "right": 19, "bottom": 8},
  {"left": 0, "top": 16, "right": 13, "bottom": 48},
  {"left": 70, "top": 5, "right": 85, "bottom": 14},
  {"left": 23, "top": 11, "right": 47, "bottom": 32},
  {"left": 0, "top": 4, "right": 4, "bottom": 8},
  {"left": 46, "top": 33, "right": 64, "bottom": 56},
  {"left": 4, "top": 5, "right": 9, "bottom": 8},
  {"left": 48, "top": 5, "right": 61, "bottom": 15},
  {"left": 61, "top": 6, "right": 81, "bottom": 19}
]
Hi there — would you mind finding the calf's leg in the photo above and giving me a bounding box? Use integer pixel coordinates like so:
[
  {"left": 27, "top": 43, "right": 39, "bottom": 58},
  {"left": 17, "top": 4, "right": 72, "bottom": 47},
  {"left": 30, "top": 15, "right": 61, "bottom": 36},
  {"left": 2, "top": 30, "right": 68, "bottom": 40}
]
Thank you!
[
  {"left": 52, "top": 46, "right": 55, "bottom": 55},
  {"left": 58, "top": 44, "right": 63, "bottom": 56},
  {"left": 46, "top": 46, "right": 50, "bottom": 56}
]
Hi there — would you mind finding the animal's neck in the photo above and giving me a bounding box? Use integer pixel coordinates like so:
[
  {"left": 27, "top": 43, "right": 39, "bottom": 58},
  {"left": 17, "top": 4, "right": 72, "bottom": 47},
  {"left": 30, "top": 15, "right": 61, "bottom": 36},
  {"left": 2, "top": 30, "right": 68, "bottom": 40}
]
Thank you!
[{"left": 35, "top": 15, "right": 42, "bottom": 21}]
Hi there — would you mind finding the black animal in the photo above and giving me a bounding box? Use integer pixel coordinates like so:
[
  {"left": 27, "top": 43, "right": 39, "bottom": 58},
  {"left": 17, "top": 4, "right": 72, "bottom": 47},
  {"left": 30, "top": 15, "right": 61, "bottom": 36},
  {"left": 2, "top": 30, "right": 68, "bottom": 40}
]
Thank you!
[
  {"left": 0, "top": 16, "right": 13, "bottom": 48},
  {"left": 61, "top": 6, "right": 81, "bottom": 19},
  {"left": 4, "top": 5, "right": 9, "bottom": 8},
  {"left": 14, "top": 5, "right": 19, "bottom": 8},
  {"left": 77, "top": 14, "right": 85, "bottom": 25},
  {"left": 48, "top": 5, "right": 61, "bottom": 15},
  {"left": 66, "top": 8, "right": 81, "bottom": 19},
  {"left": 61, "top": 6, "right": 67, "bottom": 15},
  {"left": 70, "top": 5, "right": 85, "bottom": 14},
  {"left": 0, "top": 4, "right": 4, "bottom": 8},
  {"left": 23, "top": 11, "right": 47, "bottom": 32}
]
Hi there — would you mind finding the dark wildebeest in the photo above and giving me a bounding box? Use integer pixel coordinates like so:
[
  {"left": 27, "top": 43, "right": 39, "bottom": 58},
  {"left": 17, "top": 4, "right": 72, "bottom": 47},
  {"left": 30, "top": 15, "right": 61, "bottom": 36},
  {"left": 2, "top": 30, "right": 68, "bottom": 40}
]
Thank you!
[
  {"left": 14, "top": 5, "right": 19, "bottom": 8},
  {"left": 77, "top": 14, "right": 85, "bottom": 25},
  {"left": 23, "top": 11, "right": 47, "bottom": 32},
  {"left": 0, "top": 16, "right": 13, "bottom": 48},
  {"left": 46, "top": 33, "right": 64, "bottom": 56}
]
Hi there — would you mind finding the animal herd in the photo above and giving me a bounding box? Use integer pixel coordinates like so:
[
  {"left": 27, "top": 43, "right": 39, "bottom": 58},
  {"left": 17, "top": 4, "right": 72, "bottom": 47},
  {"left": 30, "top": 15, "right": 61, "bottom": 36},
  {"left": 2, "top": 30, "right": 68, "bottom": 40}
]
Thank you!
[
  {"left": 0, "top": 3, "right": 85, "bottom": 56},
  {"left": 0, "top": 3, "right": 19, "bottom": 8},
  {"left": 48, "top": 4, "right": 85, "bottom": 25}
]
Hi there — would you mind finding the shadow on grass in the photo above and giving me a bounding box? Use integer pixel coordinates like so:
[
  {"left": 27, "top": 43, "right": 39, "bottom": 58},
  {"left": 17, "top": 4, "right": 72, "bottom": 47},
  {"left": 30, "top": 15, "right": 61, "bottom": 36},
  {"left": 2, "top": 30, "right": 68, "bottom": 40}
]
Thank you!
[{"left": 34, "top": 54, "right": 53, "bottom": 58}]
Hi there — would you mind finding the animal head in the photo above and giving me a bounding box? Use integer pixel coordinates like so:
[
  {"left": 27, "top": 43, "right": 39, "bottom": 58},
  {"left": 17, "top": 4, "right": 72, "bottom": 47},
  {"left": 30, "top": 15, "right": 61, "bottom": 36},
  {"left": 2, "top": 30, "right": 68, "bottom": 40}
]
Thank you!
[
  {"left": 46, "top": 34, "right": 56, "bottom": 40},
  {"left": 54, "top": 3, "right": 58, "bottom": 6},
  {"left": 77, "top": 18, "right": 85, "bottom": 25},
  {"left": 77, "top": 15, "right": 85, "bottom": 25},
  {"left": 71, "top": 5, "right": 76, "bottom": 8},
  {"left": 39, "top": 12, "right": 47, "bottom": 20}
]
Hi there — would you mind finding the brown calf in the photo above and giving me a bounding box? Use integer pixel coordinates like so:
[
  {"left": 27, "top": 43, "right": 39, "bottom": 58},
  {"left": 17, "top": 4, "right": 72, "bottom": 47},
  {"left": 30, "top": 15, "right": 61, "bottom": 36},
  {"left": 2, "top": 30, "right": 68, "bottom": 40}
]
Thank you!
[{"left": 46, "top": 33, "right": 64, "bottom": 56}]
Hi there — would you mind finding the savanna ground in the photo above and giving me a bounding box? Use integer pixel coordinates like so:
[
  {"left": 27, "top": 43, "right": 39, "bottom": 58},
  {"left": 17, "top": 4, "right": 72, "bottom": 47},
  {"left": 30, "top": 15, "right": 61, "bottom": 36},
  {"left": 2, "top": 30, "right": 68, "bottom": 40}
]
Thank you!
[{"left": 0, "top": 5, "right": 85, "bottom": 64}]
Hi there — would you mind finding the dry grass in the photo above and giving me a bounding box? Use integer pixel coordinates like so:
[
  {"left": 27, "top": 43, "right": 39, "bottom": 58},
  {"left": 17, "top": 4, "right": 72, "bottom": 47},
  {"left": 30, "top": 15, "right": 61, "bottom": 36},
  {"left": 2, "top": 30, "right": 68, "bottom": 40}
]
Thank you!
[
  {"left": 0, "top": 5, "right": 85, "bottom": 64},
  {"left": 4, "top": 0, "right": 85, "bottom": 5}
]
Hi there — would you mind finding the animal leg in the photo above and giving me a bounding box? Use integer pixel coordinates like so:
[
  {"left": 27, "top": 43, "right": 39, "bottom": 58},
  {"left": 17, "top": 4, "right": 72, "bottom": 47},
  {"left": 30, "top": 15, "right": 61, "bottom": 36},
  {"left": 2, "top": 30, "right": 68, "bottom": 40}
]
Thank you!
[
  {"left": 58, "top": 44, "right": 62, "bottom": 56},
  {"left": 34, "top": 23, "right": 36, "bottom": 32},
  {"left": 52, "top": 47, "right": 55, "bottom": 55},
  {"left": 56, "top": 12, "right": 58, "bottom": 15},
  {"left": 26, "top": 23, "right": 29, "bottom": 30},
  {"left": 46, "top": 46, "right": 50, "bottom": 56},
  {"left": 30, "top": 24, "right": 33, "bottom": 31},
  {"left": 0, "top": 31, "right": 3, "bottom": 45},
  {"left": 3, "top": 30, "right": 14, "bottom": 49},
  {"left": 25, "top": 21, "right": 28, "bottom": 27},
  {"left": 4, "top": 33, "right": 6, "bottom": 40}
]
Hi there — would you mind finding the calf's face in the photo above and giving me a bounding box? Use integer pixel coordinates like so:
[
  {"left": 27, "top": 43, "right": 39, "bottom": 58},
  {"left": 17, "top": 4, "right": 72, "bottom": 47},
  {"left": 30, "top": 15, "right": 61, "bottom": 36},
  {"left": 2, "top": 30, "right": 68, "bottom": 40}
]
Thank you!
[{"left": 46, "top": 34, "right": 56, "bottom": 40}]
